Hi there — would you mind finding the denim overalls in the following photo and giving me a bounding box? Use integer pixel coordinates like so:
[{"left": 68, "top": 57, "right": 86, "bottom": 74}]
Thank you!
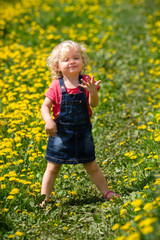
[{"left": 45, "top": 76, "right": 95, "bottom": 164}]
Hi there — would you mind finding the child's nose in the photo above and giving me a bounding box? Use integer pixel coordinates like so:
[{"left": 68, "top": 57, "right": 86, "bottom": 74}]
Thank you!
[{"left": 70, "top": 58, "right": 75, "bottom": 63}]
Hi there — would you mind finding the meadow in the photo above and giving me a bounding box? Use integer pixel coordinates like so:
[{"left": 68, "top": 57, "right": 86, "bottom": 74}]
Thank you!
[{"left": 0, "top": 0, "right": 160, "bottom": 239}]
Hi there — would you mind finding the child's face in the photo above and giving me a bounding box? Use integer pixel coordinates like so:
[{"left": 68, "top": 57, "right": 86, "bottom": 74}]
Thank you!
[{"left": 57, "top": 47, "right": 83, "bottom": 78}]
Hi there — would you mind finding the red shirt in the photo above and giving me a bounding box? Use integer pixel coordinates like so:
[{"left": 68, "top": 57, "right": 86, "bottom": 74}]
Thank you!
[{"left": 45, "top": 75, "right": 100, "bottom": 119}]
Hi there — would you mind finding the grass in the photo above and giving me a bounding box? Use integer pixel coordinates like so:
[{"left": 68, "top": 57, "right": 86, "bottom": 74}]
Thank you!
[{"left": 0, "top": 0, "right": 160, "bottom": 239}]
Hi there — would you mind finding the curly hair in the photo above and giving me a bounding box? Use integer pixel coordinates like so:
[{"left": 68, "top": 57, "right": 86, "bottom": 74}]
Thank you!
[{"left": 46, "top": 40, "right": 88, "bottom": 79}]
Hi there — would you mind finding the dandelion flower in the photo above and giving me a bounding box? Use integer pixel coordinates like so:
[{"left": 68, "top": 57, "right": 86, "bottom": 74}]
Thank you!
[
  {"left": 112, "top": 223, "right": 120, "bottom": 230},
  {"left": 134, "top": 214, "right": 142, "bottom": 222},
  {"left": 137, "top": 125, "right": 147, "bottom": 129},
  {"left": 15, "top": 231, "right": 24, "bottom": 236},
  {"left": 120, "top": 222, "right": 131, "bottom": 230},
  {"left": 155, "top": 135, "right": 160, "bottom": 141},
  {"left": 7, "top": 195, "right": 14, "bottom": 200},
  {"left": 141, "top": 225, "right": 154, "bottom": 235},
  {"left": 134, "top": 207, "right": 141, "bottom": 212},
  {"left": 8, "top": 235, "right": 14, "bottom": 238},
  {"left": 143, "top": 203, "right": 153, "bottom": 212},
  {"left": 126, "top": 232, "right": 140, "bottom": 240},
  {"left": 120, "top": 208, "right": 127, "bottom": 217},
  {"left": 131, "top": 199, "right": 143, "bottom": 208},
  {"left": 3, "top": 208, "right": 8, "bottom": 212},
  {"left": 55, "top": 203, "right": 60, "bottom": 207},
  {"left": 10, "top": 188, "right": 19, "bottom": 195},
  {"left": 115, "top": 236, "right": 125, "bottom": 240},
  {"left": 63, "top": 226, "right": 68, "bottom": 230},
  {"left": 64, "top": 175, "right": 69, "bottom": 179},
  {"left": 1, "top": 184, "right": 6, "bottom": 189},
  {"left": 139, "top": 217, "right": 158, "bottom": 228}
]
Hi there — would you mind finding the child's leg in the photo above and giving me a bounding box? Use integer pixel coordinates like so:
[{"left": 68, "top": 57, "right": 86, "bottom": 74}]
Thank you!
[
  {"left": 41, "top": 161, "right": 61, "bottom": 204},
  {"left": 83, "top": 160, "right": 109, "bottom": 197}
]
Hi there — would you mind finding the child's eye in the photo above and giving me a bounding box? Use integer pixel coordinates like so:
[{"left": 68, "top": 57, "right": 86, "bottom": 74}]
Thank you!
[{"left": 74, "top": 57, "right": 80, "bottom": 60}]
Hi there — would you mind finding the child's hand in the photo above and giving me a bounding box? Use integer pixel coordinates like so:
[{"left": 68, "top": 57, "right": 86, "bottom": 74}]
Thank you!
[
  {"left": 79, "top": 76, "right": 101, "bottom": 94},
  {"left": 45, "top": 119, "right": 57, "bottom": 137}
]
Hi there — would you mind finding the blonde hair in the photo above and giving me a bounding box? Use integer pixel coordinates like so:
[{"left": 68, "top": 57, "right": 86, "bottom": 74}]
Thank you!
[{"left": 46, "top": 40, "right": 88, "bottom": 79}]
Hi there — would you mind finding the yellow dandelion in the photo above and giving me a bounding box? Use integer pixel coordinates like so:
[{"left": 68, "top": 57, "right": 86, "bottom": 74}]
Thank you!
[
  {"left": 63, "top": 226, "right": 68, "bottom": 230},
  {"left": 47, "top": 206, "right": 52, "bottom": 211},
  {"left": 8, "top": 235, "right": 14, "bottom": 238},
  {"left": 1, "top": 184, "right": 6, "bottom": 189},
  {"left": 139, "top": 217, "right": 158, "bottom": 228},
  {"left": 15, "top": 231, "right": 24, "bottom": 236},
  {"left": 144, "top": 167, "right": 152, "bottom": 170},
  {"left": 16, "top": 209, "right": 21, "bottom": 213},
  {"left": 64, "top": 175, "right": 69, "bottom": 179},
  {"left": 55, "top": 203, "right": 60, "bottom": 207},
  {"left": 120, "top": 208, "right": 127, "bottom": 217},
  {"left": 153, "top": 155, "right": 159, "bottom": 159},
  {"left": 119, "top": 141, "right": 126, "bottom": 146},
  {"left": 137, "top": 125, "right": 147, "bottom": 130},
  {"left": 134, "top": 207, "right": 141, "bottom": 212},
  {"left": 3, "top": 208, "right": 8, "bottom": 212},
  {"left": 141, "top": 225, "right": 154, "bottom": 235},
  {"left": 10, "top": 188, "right": 19, "bottom": 195},
  {"left": 134, "top": 214, "right": 142, "bottom": 222},
  {"left": 126, "top": 232, "right": 140, "bottom": 240},
  {"left": 131, "top": 199, "right": 143, "bottom": 208},
  {"left": 144, "top": 203, "right": 153, "bottom": 212},
  {"left": 155, "top": 135, "right": 160, "bottom": 141},
  {"left": 18, "top": 159, "right": 23, "bottom": 164},
  {"left": 120, "top": 222, "right": 131, "bottom": 230},
  {"left": 115, "top": 237, "right": 125, "bottom": 240},
  {"left": 7, "top": 195, "right": 14, "bottom": 200},
  {"left": 112, "top": 223, "right": 120, "bottom": 230}
]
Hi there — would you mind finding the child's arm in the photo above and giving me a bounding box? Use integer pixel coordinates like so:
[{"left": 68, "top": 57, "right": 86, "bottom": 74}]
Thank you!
[
  {"left": 79, "top": 76, "right": 101, "bottom": 107},
  {"left": 41, "top": 97, "right": 57, "bottom": 137},
  {"left": 88, "top": 90, "right": 99, "bottom": 108}
]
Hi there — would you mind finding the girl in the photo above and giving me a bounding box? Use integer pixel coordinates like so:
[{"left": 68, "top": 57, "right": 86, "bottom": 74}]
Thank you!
[{"left": 40, "top": 40, "right": 120, "bottom": 206}]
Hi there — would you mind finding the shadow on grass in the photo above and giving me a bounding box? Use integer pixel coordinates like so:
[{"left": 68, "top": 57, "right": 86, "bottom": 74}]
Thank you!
[
  {"left": 63, "top": 195, "right": 105, "bottom": 206},
  {"left": 122, "top": 173, "right": 156, "bottom": 195}
]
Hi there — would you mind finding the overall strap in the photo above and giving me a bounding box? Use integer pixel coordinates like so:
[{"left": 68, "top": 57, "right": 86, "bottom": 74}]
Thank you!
[
  {"left": 58, "top": 77, "right": 66, "bottom": 94},
  {"left": 78, "top": 75, "right": 85, "bottom": 93},
  {"left": 58, "top": 75, "right": 85, "bottom": 94}
]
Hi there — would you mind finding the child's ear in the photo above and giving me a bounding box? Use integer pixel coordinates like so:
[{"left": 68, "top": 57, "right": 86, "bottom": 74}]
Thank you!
[{"left": 54, "top": 63, "right": 60, "bottom": 71}]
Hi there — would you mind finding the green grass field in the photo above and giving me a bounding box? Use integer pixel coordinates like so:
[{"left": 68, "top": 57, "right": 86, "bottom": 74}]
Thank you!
[{"left": 0, "top": 0, "right": 160, "bottom": 239}]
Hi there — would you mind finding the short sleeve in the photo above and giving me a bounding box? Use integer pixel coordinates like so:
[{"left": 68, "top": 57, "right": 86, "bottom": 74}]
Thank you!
[{"left": 45, "top": 79, "right": 60, "bottom": 104}]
